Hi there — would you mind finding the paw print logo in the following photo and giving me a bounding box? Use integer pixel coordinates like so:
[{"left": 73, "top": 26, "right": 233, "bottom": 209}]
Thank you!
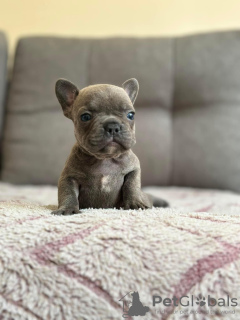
[{"left": 196, "top": 294, "right": 206, "bottom": 307}]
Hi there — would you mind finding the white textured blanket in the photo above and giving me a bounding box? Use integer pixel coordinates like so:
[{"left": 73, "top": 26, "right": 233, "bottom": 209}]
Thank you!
[{"left": 0, "top": 183, "right": 240, "bottom": 319}]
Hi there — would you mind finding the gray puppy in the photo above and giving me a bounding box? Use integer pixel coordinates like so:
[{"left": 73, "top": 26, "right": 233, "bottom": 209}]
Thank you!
[{"left": 52, "top": 78, "right": 169, "bottom": 215}]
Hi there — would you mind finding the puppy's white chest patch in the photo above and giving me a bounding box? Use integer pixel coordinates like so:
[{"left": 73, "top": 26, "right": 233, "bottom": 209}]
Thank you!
[{"left": 101, "top": 175, "right": 111, "bottom": 192}]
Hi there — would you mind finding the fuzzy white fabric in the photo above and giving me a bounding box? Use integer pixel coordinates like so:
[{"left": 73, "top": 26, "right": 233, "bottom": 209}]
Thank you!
[{"left": 0, "top": 182, "right": 240, "bottom": 319}]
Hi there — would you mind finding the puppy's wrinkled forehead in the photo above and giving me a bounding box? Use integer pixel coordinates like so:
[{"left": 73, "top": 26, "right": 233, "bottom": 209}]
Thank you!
[{"left": 75, "top": 84, "right": 133, "bottom": 112}]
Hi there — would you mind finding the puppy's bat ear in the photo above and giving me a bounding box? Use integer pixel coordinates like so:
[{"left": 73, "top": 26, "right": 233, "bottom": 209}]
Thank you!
[
  {"left": 55, "top": 79, "right": 79, "bottom": 119},
  {"left": 122, "top": 78, "right": 139, "bottom": 104}
]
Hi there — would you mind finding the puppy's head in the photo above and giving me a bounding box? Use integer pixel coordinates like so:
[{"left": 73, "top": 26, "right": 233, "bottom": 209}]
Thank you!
[{"left": 55, "top": 78, "right": 139, "bottom": 159}]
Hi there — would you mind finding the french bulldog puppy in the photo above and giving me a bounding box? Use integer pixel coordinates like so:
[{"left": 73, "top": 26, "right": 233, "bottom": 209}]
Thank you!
[{"left": 52, "top": 78, "right": 169, "bottom": 215}]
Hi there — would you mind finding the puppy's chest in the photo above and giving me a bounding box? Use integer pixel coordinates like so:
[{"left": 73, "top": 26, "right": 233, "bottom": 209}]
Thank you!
[
  {"left": 83, "top": 160, "right": 125, "bottom": 192},
  {"left": 98, "top": 175, "right": 115, "bottom": 192}
]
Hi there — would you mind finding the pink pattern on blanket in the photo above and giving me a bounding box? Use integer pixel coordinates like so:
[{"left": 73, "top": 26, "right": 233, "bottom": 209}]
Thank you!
[
  {"left": 162, "top": 241, "right": 240, "bottom": 319},
  {"left": 30, "top": 222, "right": 124, "bottom": 315},
  {"left": 31, "top": 224, "right": 103, "bottom": 264},
  {"left": 194, "top": 204, "right": 214, "bottom": 212},
  {"left": 0, "top": 215, "right": 49, "bottom": 228},
  {"left": 144, "top": 186, "right": 240, "bottom": 213}
]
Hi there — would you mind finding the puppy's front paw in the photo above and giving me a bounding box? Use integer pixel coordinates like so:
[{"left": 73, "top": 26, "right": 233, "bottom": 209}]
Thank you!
[
  {"left": 123, "top": 194, "right": 151, "bottom": 210},
  {"left": 124, "top": 200, "right": 150, "bottom": 210},
  {"left": 51, "top": 207, "right": 81, "bottom": 216}
]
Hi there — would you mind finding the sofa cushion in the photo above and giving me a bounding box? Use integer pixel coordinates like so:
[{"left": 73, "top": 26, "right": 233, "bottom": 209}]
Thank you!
[
  {"left": 1, "top": 37, "right": 173, "bottom": 186},
  {"left": 1, "top": 37, "right": 91, "bottom": 184},
  {"left": 173, "top": 31, "right": 240, "bottom": 191}
]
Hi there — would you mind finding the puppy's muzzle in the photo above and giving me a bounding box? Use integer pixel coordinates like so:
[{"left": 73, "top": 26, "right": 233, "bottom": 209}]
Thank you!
[{"left": 104, "top": 121, "right": 122, "bottom": 136}]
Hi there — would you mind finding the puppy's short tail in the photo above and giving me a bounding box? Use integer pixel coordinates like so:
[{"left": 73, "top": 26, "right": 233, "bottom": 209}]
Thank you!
[{"left": 148, "top": 194, "right": 169, "bottom": 208}]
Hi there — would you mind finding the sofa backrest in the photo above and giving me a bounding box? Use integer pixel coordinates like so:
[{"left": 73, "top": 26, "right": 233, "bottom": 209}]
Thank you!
[
  {"left": 0, "top": 32, "right": 7, "bottom": 162},
  {"left": 2, "top": 31, "right": 240, "bottom": 192}
]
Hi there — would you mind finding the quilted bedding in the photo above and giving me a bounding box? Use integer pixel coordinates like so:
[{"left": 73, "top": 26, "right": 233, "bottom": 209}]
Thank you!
[{"left": 0, "top": 182, "right": 240, "bottom": 319}]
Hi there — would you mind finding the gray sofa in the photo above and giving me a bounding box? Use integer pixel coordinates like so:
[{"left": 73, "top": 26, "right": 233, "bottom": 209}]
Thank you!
[
  {"left": 2, "top": 31, "right": 240, "bottom": 191},
  {"left": 0, "top": 31, "right": 240, "bottom": 319}
]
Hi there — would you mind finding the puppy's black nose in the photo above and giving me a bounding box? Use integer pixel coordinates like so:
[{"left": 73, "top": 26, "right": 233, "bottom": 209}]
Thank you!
[{"left": 104, "top": 122, "right": 121, "bottom": 135}]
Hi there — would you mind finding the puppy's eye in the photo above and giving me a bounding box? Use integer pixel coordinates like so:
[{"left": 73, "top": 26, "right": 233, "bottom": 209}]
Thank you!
[
  {"left": 81, "top": 113, "right": 91, "bottom": 122},
  {"left": 127, "top": 112, "right": 135, "bottom": 120}
]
